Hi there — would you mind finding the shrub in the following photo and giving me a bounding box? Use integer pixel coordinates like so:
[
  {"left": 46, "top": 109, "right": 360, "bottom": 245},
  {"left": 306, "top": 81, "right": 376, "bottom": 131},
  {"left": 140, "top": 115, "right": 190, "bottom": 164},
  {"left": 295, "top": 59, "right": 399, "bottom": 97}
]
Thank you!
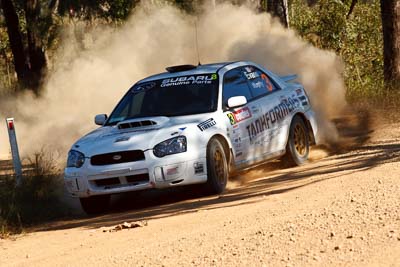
[
  {"left": 0, "top": 149, "right": 67, "bottom": 236},
  {"left": 290, "top": 0, "right": 384, "bottom": 102}
]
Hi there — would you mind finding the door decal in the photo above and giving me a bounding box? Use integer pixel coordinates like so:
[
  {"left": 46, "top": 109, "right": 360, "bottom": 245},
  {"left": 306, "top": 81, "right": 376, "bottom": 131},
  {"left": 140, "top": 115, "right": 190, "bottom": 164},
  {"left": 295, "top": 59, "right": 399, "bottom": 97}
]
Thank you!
[{"left": 226, "top": 107, "right": 252, "bottom": 125}]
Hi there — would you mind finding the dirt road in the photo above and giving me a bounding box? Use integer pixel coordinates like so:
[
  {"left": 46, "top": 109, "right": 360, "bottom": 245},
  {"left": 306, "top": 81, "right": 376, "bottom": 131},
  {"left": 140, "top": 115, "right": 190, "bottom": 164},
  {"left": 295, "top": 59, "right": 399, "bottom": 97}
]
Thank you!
[{"left": 1, "top": 114, "right": 400, "bottom": 267}]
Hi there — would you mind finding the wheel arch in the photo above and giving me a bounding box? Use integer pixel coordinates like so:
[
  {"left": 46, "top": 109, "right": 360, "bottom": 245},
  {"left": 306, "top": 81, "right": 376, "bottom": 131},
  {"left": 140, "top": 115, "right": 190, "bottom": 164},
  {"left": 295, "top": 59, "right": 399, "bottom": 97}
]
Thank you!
[
  {"left": 286, "top": 112, "right": 316, "bottom": 146},
  {"left": 208, "top": 134, "right": 232, "bottom": 165}
]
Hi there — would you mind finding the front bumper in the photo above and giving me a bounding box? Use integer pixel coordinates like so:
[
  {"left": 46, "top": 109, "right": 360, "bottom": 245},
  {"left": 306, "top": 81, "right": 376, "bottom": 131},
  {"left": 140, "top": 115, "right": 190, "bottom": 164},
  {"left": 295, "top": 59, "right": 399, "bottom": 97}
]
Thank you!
[{"left": 64, "top": 149, "right": 208, "bottom": 198}]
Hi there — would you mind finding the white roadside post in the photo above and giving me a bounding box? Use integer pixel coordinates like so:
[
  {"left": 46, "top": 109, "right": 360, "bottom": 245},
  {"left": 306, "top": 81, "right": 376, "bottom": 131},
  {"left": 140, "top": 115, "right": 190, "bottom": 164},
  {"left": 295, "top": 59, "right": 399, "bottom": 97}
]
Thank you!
[{"left": 6, "top": 118, "right": 23, "bottom": 186}]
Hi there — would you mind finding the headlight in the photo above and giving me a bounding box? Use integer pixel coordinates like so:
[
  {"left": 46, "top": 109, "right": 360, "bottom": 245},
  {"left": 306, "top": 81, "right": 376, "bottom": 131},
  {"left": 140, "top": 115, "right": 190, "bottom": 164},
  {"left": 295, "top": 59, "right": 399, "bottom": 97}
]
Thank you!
[
  {"left": 153, "top": 136, "right": 187, "bottom": 158},
  {"left": 67, "top": 150, "right": 85, "bottom": 168}
]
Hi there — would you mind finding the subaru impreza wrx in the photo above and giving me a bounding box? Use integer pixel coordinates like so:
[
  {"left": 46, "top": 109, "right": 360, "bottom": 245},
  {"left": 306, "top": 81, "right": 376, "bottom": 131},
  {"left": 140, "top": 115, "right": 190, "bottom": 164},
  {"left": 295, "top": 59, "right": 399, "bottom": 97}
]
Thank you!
[{"left": 64, "top": 61, "right": 319, "bottom": 214}]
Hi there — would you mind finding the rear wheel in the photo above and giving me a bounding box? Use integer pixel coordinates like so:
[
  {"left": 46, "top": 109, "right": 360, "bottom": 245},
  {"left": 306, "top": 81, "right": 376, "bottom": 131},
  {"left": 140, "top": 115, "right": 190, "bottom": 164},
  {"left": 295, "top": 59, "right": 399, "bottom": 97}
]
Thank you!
[
  {"left": 79, "top": 195, "right": 110, "bottom": 215},
  {"left": 283, "top": 115, "right": 310, "bottom": 166},
  {"left": 205, "top": 138, "right": 228, "bottom": 194}
]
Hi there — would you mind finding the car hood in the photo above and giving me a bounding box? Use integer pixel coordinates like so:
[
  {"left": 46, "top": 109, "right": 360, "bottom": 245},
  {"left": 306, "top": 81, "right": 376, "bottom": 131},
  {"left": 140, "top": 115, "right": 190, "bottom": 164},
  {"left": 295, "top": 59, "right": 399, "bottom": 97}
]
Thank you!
[{"left": 72, "top": 114, "right": 210, "bottom": 157}]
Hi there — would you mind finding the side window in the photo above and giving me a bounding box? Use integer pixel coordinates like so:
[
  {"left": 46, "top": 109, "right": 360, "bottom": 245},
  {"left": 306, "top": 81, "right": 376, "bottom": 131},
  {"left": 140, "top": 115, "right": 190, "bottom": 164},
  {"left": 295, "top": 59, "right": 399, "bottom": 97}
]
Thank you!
[
  {"left": 222, "top": 68, "right": 253, "bottom": 108},
  {"left": 242, "top": 66, "right": 279, "bottom": 98}
]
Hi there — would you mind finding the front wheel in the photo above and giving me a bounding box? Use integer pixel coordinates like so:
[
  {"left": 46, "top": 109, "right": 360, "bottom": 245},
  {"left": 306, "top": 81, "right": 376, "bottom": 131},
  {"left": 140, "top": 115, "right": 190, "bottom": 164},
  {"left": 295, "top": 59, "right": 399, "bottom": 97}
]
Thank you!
[
  {"left": 205, "top": 138, "right": 228, "bottom": 194},
  {"left": 283, "top": 116, "right": 310, "bottom": 166},
  {"left": 79, "top": 195, "right": 110, "bottom": 215}
]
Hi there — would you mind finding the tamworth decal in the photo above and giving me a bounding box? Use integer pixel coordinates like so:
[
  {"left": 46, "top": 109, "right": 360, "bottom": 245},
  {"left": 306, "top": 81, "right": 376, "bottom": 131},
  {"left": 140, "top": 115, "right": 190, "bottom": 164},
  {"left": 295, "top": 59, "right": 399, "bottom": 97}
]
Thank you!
[
  {"left": 246, "top": 97, "right": 301, "bottom": 142},
  {"left": 198, "top": 118, "right": 216, "bottom": 131},
  {"left": 227, "top": 107, "right": 252, "bottom": 125},
  {"left": 161, "top": 74, "right": 217, "bottom": 87}
]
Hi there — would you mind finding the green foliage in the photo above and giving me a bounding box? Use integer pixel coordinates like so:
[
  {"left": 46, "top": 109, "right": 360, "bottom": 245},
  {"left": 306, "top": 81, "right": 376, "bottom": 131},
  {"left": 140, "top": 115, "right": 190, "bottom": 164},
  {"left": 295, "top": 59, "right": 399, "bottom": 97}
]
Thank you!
[
  {"left": 0, "top": 22, "right": 18, "bottom": 94},
  {"left": 341, "top": 1, "right": 384, "bottom": 100},
  {"left": 57, "top": 0, "right": 140, "bottom": 21},
  {"left": 290, "top": 0, "right": 384, "bottom": 101}
]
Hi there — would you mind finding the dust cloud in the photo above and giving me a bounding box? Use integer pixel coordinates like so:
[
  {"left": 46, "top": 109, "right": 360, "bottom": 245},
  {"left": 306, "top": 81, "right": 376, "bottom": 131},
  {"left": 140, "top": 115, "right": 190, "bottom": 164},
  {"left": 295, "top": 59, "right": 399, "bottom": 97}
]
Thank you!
[{"left": 0, "top": 2, "right": 346, "bottom": 161}]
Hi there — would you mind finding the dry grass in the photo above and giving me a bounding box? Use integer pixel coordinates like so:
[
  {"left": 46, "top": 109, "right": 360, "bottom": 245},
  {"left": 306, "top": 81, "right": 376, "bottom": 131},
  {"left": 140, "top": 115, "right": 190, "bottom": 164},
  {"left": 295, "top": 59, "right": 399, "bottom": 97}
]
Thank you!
[{"left": 0, "top": 148, "right": 68, "bottom": 237}]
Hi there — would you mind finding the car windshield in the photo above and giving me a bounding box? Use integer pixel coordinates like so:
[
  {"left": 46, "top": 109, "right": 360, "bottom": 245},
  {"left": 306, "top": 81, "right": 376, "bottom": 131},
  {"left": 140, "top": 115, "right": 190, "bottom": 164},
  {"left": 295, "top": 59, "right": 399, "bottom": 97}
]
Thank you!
[{"left": 106, "top": 73, "right": 219, "bottom": 126}]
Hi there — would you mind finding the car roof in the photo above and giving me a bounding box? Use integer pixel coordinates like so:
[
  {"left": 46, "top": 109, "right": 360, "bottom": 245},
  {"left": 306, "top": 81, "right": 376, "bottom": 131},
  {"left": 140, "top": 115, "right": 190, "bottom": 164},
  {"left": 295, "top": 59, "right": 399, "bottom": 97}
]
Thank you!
[{"left": 137, "top": 61, "right": 238, "bottom": 84}]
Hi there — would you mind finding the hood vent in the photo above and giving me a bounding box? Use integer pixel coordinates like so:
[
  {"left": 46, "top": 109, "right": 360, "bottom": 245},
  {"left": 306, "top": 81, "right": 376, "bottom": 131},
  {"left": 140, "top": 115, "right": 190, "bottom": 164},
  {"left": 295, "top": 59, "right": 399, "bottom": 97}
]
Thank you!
[{"left": 118, "top": 120, "right": 157, "bottom": 130}]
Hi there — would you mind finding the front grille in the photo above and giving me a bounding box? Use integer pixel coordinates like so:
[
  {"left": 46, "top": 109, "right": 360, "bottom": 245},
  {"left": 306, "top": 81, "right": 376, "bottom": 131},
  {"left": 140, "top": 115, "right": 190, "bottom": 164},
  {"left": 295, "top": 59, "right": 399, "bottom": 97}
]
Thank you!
[
  {"left": 126, "top": 173, "right": 149, "bottom": 184},
  {"left": 92, "top": 173, "right": 149, "bottom": 189},
  {"left": 95, "top": 177, "right": 120, "bottom": 187},
  {"left": 91, "top": 150, "right": 145, "bottom": 166}
]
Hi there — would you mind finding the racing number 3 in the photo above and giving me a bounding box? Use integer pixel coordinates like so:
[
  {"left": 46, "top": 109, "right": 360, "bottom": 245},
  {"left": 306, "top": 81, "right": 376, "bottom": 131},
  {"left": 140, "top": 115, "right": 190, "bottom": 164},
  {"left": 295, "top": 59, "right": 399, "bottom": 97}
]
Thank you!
[
  {"left": 227, "top": 113, "right": 236, "bottom": 125},
  {"left": 261, "top": 73, "right": 273, "bottom": 92}
]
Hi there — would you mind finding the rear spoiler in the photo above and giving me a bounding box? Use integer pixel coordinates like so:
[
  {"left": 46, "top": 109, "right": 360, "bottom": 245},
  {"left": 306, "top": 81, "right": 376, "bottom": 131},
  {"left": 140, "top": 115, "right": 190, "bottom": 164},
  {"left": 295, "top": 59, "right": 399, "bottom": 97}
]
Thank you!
[{"left": 280, "top": 74, "right": 298, "bottom": 82}]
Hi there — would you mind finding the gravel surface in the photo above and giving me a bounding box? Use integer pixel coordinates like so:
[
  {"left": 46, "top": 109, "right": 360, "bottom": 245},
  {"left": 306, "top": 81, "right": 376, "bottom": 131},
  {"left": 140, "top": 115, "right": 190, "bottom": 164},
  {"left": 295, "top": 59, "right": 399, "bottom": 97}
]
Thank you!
[{"left": 1, "top": 117, "right": 399, "bottom": 267}]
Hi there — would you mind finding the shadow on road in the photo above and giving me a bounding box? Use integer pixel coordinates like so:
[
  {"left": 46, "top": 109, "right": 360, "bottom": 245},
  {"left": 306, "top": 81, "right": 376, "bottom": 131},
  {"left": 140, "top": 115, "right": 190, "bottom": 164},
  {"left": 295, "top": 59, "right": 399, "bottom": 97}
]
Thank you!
[{"left": 36, "top": 138, "right": 400, "bottom": 233}]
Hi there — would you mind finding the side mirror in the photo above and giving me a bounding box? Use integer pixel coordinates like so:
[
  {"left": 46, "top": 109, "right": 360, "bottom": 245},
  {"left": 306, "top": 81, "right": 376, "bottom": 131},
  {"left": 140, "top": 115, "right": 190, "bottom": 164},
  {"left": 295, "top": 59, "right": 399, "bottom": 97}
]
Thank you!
[
  {"left": 94, "top": 114, "right": 107, "bottom": 126},
  {"left": 227, "top": 96, "right": 247, "bottom": 109}
]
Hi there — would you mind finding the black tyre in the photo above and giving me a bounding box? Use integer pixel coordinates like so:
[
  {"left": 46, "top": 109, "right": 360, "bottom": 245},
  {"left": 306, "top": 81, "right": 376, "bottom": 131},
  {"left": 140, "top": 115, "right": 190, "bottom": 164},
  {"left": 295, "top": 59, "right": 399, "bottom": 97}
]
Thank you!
[
  {"left": 205, "top": 138, "right": 229, "bottom": 194},
  {"left": 79, "top": 195, "right": 110, "bottom": 215},
  {"left": 283, "top": 115, "right": 310, "bottom": 166}
]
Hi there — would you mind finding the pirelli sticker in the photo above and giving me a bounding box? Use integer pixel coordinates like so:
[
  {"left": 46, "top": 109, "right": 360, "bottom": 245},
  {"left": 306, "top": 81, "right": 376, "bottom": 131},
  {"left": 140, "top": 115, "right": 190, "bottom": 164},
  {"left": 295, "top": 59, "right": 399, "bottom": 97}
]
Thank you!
[{"left": 198, "top": 118, "right": 216, "bottom": 131}]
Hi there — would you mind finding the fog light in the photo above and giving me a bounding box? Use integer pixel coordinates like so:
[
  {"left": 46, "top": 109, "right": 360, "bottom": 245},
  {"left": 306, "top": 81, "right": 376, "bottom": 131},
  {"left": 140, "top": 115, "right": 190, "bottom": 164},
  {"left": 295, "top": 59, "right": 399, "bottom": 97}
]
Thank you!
[{"left": 166, "top": 166, "right": 179, "bottom": 175}]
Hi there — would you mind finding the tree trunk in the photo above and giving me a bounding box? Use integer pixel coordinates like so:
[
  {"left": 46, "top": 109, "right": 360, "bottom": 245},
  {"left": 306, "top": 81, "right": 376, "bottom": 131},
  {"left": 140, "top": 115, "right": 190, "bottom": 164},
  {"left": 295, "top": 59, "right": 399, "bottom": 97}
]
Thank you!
[
  {"left": 1, "top": 0, "right": 30, "bottom": 89},
  {"left": 267, "top": 0, "right": 289, "bottom": 28},
  {"left": 347, "top": 0, "right": 358, "bottom": 19},
  {"left": 381, "top": 0, "right": 400, "bottom": 89},
  {"left": 25, "top": 0, "right": 47, "bottom": 93}
]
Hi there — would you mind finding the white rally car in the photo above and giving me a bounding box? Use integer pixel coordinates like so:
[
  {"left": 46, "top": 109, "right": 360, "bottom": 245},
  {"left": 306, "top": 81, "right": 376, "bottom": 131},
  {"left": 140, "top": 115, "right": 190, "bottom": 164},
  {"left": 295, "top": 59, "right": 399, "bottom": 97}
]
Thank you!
[{"left": 65, "top": 61, "right": 319, "bottom": 214}]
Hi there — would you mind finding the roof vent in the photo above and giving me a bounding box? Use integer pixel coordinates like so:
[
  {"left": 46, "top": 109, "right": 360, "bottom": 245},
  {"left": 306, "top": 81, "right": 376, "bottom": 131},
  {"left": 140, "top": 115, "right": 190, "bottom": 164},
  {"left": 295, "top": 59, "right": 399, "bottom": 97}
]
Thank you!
[{"left": 166, "top": 64, "right": 197, "bottom": 73}]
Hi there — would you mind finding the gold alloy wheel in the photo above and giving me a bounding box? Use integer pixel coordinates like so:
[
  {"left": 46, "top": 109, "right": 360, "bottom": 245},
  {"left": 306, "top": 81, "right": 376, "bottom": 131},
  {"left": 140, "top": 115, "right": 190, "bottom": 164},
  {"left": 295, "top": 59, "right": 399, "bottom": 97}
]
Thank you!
[
  {"left": 213, "top": 149, "right": 225, "bottom": 184},
  {"left": 293, "top": 123, "right": 307, "bottom": 156}
]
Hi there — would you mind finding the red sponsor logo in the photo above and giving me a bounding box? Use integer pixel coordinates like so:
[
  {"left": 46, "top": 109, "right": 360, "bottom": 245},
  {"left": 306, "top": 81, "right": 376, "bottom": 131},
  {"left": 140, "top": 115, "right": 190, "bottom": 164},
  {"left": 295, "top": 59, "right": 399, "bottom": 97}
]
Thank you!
[{"left": 233, "top": 107, "right": 252, "bottom": 123}]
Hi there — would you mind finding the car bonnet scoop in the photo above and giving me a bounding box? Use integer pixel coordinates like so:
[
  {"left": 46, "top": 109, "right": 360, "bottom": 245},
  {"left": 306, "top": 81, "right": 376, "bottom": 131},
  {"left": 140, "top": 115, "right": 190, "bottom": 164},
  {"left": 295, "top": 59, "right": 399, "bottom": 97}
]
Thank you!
[{"left": 117, "top": 116, "right": 169, "bottom": 130}]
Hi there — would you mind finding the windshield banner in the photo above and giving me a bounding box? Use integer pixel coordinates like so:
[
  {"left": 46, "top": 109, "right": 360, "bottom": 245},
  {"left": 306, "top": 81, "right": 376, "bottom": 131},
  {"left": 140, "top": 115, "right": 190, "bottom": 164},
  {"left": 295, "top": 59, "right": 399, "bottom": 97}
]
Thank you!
[{"left": 160, "top": 74, "right": 218, "bottom": 87}]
